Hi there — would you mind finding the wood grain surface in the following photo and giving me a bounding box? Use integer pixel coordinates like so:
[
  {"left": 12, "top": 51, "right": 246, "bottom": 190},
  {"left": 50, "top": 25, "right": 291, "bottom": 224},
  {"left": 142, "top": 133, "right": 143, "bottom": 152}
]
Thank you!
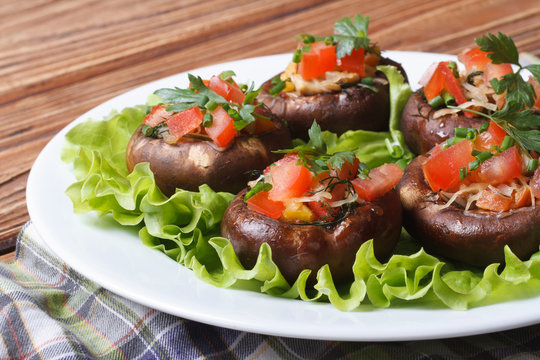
[{"left": 0, "top": 0, "right": 539, "bottom": 260}]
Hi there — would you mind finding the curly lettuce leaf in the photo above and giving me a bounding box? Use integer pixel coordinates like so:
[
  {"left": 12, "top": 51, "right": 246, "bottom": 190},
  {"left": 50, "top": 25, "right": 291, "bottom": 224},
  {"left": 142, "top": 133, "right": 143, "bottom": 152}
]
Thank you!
[{"left": 61, "top": 95, "right": 540, "bottom": 312}]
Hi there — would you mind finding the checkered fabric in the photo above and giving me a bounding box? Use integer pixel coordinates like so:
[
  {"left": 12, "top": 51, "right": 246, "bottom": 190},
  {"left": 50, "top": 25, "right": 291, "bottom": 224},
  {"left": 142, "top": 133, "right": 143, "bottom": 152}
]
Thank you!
[{"left": 1, "top": 222, "right": 540, "bottom": 359}]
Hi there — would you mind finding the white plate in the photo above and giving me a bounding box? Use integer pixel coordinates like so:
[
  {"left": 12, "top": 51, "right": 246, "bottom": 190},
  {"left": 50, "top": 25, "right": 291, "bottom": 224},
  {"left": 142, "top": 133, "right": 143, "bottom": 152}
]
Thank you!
[{"left": 26, "top": 52, "right": 540, "bottom": 341}]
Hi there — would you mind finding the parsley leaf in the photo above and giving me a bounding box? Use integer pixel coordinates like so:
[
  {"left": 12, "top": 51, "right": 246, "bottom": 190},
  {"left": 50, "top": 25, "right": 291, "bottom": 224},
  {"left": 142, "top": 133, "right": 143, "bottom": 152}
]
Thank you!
[
  {"left": 334, "top": 14, "right": 369, "bottom": 38},
  {"left": 492, "top": 103, "right": 540, "bottom": 130},
  {"left": 475, "top": 33, "right": 539, "bottom": 111},
  {"left": 491, "top": 73, "right": 536, "bottom": 108},
  {"left": 475, "top": 32, "right": 519, "bottom": 65},
  {"left": 276, "top": 122, "right": 365, "bottom": 176}
]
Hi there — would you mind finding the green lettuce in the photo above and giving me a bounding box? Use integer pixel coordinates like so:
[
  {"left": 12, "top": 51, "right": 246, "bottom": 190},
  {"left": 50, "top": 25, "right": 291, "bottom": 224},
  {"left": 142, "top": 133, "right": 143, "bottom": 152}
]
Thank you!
[{"left": 61, "top": 73, "right": 540, "bottom": 311}]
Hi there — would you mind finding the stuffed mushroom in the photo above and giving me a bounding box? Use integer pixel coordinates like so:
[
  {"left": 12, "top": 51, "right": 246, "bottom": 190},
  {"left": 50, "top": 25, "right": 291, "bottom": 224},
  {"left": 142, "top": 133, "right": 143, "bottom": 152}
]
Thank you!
[
  {"left": 126, "top": 72, "right": 292, "bottom": 196},
  {"left": 398, "top": 120, "right": 540, "bottom": 267},
  {"left": 257, "top": 14, "right": 408, "bottom": 140},
  {"left": 400, "top": 33, "right": 540, "bottom": 155},
  {"left": 221, "top": 126, "right": 403, "bottom": 284}
]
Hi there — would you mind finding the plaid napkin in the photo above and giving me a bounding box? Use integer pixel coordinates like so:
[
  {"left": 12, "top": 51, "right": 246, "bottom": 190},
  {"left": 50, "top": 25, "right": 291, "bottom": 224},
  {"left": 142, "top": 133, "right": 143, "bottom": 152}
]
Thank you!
[{"left": 0, "top": 222, "right": 539, "bottom": 359}]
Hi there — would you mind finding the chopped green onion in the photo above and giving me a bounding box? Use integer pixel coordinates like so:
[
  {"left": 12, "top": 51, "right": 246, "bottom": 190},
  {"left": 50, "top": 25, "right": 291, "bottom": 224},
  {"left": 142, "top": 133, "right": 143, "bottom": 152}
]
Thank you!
[
  {"left": 205, "top": 99, "right": 218, "bottom": 112},
  {"left": 244, "top": 182, "right": 272, "bottom": 202},
  {"left": 459, "top": 167, "right": 468, "bottom": 180},
  {"left": 446, "top": 136, "right": 464, "bottom": 147},
  {"left": 361, "top": 77, "right": 374, "bottom": 85},
  {"left": 303, "top": 35, "right": 315, "bottom": 44},
  {"left": 527, "top": 158, "right": 539, "bottom": 172},
  {"left": 142, "top": 124, "right": 154, "bottom": 137},
  {"left": 476, "top": 151, "right": 493, "bottom": 162},
  {"left": 203, "top": 113, "right": 213, "bottom": 127},
  {"left": 269, "top": 76, "right": 286, "bottom": 96},
  {"left": 480, "top": 121, "right": 490, "bottom": 133},
  {"left": 324, "top": 36, "right": 334, "bottom": 45},
  {"left": 428, "top": 95, "right": 444, "bottom": 108},
  {"left": 292, "top": 49, "right": 302, "bottom": 63},
  {"left": 443, "top": 91, "right": 456, "bottom": 106},
  {"left": 468, "top": 159, "right": 481, "bottom": 171},
  {"left": 500, "top": 136, "right": 515, "bottom": 151},
  {"left": 490, "top": 144, "right": 500, "bottom": 153},
  {"left": 454, "top": 128, "right": 468, "bottom": 138},
  {"left": 220, "top": 70, "right": 236, "bottom": 81},
  {"left": 448, "top": 61, "right": 459, "bottom": 78}
]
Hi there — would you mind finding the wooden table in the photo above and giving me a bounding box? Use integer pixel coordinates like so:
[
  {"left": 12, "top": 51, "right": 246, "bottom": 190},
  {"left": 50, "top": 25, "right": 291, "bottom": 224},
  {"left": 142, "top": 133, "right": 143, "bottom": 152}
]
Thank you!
[{"left": 1, "top": 0, "right": 539, "bottom": 261}]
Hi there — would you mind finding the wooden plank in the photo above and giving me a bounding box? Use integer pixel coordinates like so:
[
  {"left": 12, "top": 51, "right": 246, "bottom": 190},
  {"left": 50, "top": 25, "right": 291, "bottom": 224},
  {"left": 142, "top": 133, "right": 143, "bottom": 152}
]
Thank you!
[{"left": 0, "top": 0, "right": 538, "bottom": 257}]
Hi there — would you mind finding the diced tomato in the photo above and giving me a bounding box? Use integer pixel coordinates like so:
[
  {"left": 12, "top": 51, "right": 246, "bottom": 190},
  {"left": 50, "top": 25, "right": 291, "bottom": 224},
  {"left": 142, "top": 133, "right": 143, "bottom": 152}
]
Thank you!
[
  {"left": 458, "top": 47, "right": 491, "bottom": 72},
  {"left": 205, "top": 106, "right": 236, "bottom": 147},
  {"left": 247, "top": 191, "right": 285, "bottom": 219},
  {"left": 268, "top": 154, "right": 312, "bottom": 202},
  {"left": 422, "top": 140, "right": 475, "bottom": 192},
  {"left": 351, "top": 163, "right": 403, "bottom": 201},
  {"left": 166, "top": 106, "right": 203, "bottom": 139},
  {"left": 474, "top": 120, "right": 507, "bottom": 151},
  {"left": 475, "top": 188, "right": 513, "bottom": 212},
  {"left": 332, "top": 158, "right": 360, "bottom": 180},
  {"left": 308, "top": 181, "right": 347, "bottom": 220},
  {"left": 143, "top": 105, "right": 173, "bottom": 127},
  {"left": 338, "top": 47, "right": 365, "bottom": 76},
  {"left": 483, "top": 62, "right": 513, "bottom": 84},
  {"left": 439, "top": 63, "right": 467, "bottom": 105},
  {"left": 528, "top": 77, "right": 540, "bottom": 109},
  {"left": 208, "top": 75, "right": 245, "bottom": 104},
  {"left": 423, "top": 63, "right": 444, "bottom": 102},
  {"left": 469, "top": 146, "right": 523, "bottom": 185},
  {"left": 511, "top": 187, "right": 532, "bottom": 209},
  {"left": 423, "top": 61, "right": 467, "bottom": 108},
  {"left": 298, "top": 42, "right": 337, "bottom": 80}
]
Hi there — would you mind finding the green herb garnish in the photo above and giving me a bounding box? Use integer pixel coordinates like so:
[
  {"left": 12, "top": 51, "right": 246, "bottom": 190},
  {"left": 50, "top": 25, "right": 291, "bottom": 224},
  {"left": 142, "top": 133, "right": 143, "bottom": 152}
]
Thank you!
[
  {"left": 154, "top": 72, "right": 262, "bottom": 132},
  {"left": 276, "top": 122, "right": 368, "bottom": 177}
]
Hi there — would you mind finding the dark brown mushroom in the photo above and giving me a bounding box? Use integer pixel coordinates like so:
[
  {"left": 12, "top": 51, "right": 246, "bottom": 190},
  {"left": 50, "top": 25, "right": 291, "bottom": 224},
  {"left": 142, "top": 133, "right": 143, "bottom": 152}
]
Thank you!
[
  {"left": 401, "top": 91, "right": 486, "bottom": 155},
  {"left": 126, "top": 111, "right": 292, "bottom": 196},
  {"left": 397, "top": 155, "right": 540, "bottom": 267},
  {"left": 257, "top": 58, "right": 408, "bottom": 140},
  {"left": 221, "top": 188, "right": 402, "bottom": 284}
]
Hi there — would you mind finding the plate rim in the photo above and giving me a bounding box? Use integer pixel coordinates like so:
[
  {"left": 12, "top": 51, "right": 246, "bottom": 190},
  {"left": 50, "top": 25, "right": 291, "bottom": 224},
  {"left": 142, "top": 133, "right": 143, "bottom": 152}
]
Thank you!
[{"left": 26, "top": 50, "right": 540, "bottom": 341}]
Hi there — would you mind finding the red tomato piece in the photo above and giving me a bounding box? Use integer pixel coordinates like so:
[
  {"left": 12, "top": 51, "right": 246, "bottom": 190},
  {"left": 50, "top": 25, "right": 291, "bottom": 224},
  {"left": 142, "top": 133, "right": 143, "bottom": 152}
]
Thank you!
[
  {"left": 205, "top": 106, "right": 236, "bottom": 148},
  {"left": 351, "top": 163, "right": 403, "bottom": 202},
  {"left": 511, "top": 187, "right": 532, "bottom": 209},
  {"left": 338, "top": 47, "right": 365, "bottom": 76},
  {"left": 469, "top": 146, "right": 523, "bottom": 185},
  {"left": 422, "top": 140, "right": 475, "bottom": 192},
  {"left": 483, "top": 62, "right": 513, "bottom": 84},
  {"left": 458, "top": 47, "right": 491, "bottom": 72},
  {"left": 268, "top": 154, "right": 312, "bottom": 202},
  {"left": 143, "top": 105, "right": 173, "bottom": 127},
  {"left": 424, "top": 62, "right": 467, "bottom": 107},
  {"left": 208, "top": 75, "right": 245, "bottom": 104},
  {"left": 474, "top": 120, "right": 507, "bottom": 151},
  {"left": 475, "top": 188, "right": 513, "bottom": 212},
  {"left": 166, "top": 106, "right": 203, "bottom": 139},
  {"left": 247, "top": 191, "right": 285, "bottom": 219},
  {"left": 439, "top": 63, "right": 467, "bottom": 105},
  {"left": 332, "top": 158, "right": 360, "bottom": 180},
  {"left": 308, "top": 182, "right": 347, "bottom": 220},
  {"left": 298, "top": 42, "right": 337, "bottom": 80},
  {"left": 423, "top": 63, "right": 445, "bottom": 102}
]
